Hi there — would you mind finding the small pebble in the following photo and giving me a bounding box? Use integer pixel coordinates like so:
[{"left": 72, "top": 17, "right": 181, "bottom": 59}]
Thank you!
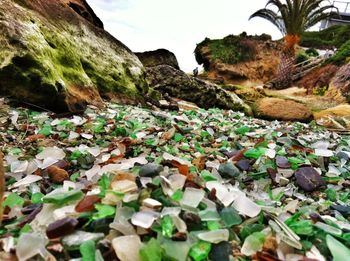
[
  {"left": 139, "top": 164, "right": 163, "bottom": 177},
  {"left": 276, "top": 156, "right": 291, "bottom": 169},
  {"left": 218, "top": 162, "right": 240, "bottom": 178},
  {"left": 46, "top": 217, "right": 79, "bottom": 239},
  {"left": 235, "top": 159, "right": 251, "bottom": 171},
  {"left": 47, "top": 165, "right": 69, "bottom": 183},
  {"left": 75, "top": 195, "right": 101, "bottom": 212},
  {"left": 295, "top": 167, "right": 324, "bottom": 192}
]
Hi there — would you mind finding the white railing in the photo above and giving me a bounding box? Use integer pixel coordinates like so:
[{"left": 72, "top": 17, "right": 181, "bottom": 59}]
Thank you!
[{"left": 332, "top": 1, "right": 350, "bottom": 13}]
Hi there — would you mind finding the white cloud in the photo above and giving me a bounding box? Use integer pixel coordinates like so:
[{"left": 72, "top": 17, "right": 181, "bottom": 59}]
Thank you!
[{"left": 87, "top": 0, "right": 283, "bottom": 72}]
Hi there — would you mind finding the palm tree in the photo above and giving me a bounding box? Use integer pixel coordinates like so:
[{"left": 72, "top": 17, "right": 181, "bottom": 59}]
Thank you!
[{"left": 249, "top": 0, "right": 337, "bottom": 88}]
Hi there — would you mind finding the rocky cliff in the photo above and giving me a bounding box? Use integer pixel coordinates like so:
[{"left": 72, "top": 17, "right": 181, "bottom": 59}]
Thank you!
[
  {"left": 194, "top": 33, "right": 282, "bottom": 85},
  {"left": 0, "top": 0, "right": 148, "bottom": 112}
]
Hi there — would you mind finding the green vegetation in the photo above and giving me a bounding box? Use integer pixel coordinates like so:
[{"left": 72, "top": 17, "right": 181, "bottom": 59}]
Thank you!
[
  {"left": 295, "top": 51, "right": 309, "bottom": 65},
  {"left": 194, "top": 34, "right": 260, "bottom": 70},
  {"left": 328, "top": 39, "right": 350, "bottom": 65},
  {"left": 295, "top": 48, "right": 319, "bottom": 65},
  {"left": 300, "top": 25, "right": 350, "bottom": 49},
  {"left": 312, "top": 85, "right": 328, "bottom": 96},
  {"left": 305, "top": 48, "right": 319, "bottom": 57}
]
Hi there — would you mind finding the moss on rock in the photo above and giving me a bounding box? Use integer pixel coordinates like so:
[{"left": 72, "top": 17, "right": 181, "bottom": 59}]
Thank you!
[
  {"left": 145, "top": 65, "right": 247, "bottom": 111},
  {"left": 0, "top": 0, "right": 147, "bottom": 112},
  {"left": 194, "top": 33, "right": 269, "bottom": 71}
]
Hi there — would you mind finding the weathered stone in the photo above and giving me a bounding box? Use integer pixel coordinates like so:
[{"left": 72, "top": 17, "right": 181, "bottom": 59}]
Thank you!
[
  {"left": 297, "top": 64, "right": 339, "bottom": 92},
  {"left": 0, "top": 0, "right": 148, "bottom": 112},
  {"left": 327, "top": 61, "right": 350, "bottom": 103},
  {"left": 254, "top": 98, "right": 312, "bottom": 122},
  {"left": 47, "top": 165, "right": 69, "bottom": 183},
  {"left": 139, "top": 164, "right": 163, "bottom": 177},
  {"left": 194, "top": 34, "right": 280, "bottom": 85},
  {"left": 218, "top": 162, "right": 240, "bottom": 178},
  {"left": 276, "top": 156, "right": 291, "bottom": 169},
  {"left": 314, "top": 105, "right": 350, "bottom": 129},
  {"left": 235, "top": 159, "right": 251, "bottom": 171},
  {"left": 295, "top": 167, "right": 324, "bottom": 192},
  {"left": 145, "top": 65, "right": 246, "bottom": 111},
  {"left": 62, "top": 0, "right": 104, "bottom": 28},
  {"left": 46, "top": 217, "right": 79, "bottom": 239},
  {"left": 135, "top": 49, "right": 180, "bottom": 69}
]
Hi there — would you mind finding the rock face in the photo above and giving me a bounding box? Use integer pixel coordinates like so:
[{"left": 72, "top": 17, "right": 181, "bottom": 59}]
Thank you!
[
  {"left": 145, "top": 65, "right": 246, "bottom": 111},
  {"left": 135, "top": 49, "right": 180, "bottom": 70},
  {"left": 297, "top": 64, "right": 339, "bottom": 94},
  {"left": 0, "top": 0, "right": 147, "bottom": 112},
  {"left": 194, "top": 34, "right": 282, "bottom": 85},
  {"left": 254, "top": 97, "right": 312, "bottom": 122},
  {"left": 62, "top": 0, "right": 104, "bottom": 28},
  {"left": 327, "top": 61, "right": 350, "bottom": 103}
]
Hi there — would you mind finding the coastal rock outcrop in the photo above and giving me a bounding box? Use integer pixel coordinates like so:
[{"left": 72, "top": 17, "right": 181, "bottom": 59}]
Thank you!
[
  {"left": 326, "top": 61, "right": 350, "bottom": 103},
  {"left": 0, "top": 0, "right": 148, "bottom": 112},
  {"left": 194, "top": 34, "right": 282, "bottom": 85},
  {"left": 254, "top": 97, "right": 312, "bottom": 122},
  {"left": 135, "top": 49, "right": 180, "bottom": 69},
  {"left": 145, "top": 65, "right": 246, "bottom": 111}
]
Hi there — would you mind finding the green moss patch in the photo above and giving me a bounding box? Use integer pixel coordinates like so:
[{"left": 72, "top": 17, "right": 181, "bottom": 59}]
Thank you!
[
  {"left": 0, "top": 0, "right": 148, "bottom": 112},
  {"left": 194, "top": 34, "right": 264, "bottom": 70}
]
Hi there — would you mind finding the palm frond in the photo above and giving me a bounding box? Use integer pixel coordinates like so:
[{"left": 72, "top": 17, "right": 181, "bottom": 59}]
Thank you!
[
  {"left": 249, "top": 9, "right": 286, "bottom": 34},
  {"left": 250, "top": 0, "right": 337, "bottom": 37}
]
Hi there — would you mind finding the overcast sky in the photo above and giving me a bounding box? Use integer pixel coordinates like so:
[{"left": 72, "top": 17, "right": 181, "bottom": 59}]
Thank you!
[{"left": 87, "top": 0, "right": 284, "bottom": 72}]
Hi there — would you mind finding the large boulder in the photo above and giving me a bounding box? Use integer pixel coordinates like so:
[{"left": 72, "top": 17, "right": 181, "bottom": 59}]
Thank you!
[
  {"left": 135, "top": 49, "right": 180, "bottom": 69},
  {"left": 0, "top": 0, "right": 147, "bottom": 112},
  {"left": 326, "top": 61, "right": 350, "bottom": 103},
  {"left": 145, "top": 65, "right": 246, "bottom": 111},
  {"left": 194, "top": 34, "right": 282, "bottom": 85},
  {"left": 254, "top": 97, "right": 312, "bottom": 122}
]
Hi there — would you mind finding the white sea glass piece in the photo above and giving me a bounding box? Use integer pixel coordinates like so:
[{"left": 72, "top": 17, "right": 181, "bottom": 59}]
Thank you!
[
  {"left": 85, "top": 165, "right": 101, "bottom": 181},
  {"left": 41, "top": 157, "right": 58, "bottom": 169},
  {"left": 87, "top": 147, "right": 101, "bottom": 157},
  {"left": 315, "top": 149, "right": 334, "bottom": 157},
  {"left": 81, "top": 133, "right": 93, "bottom": 139},
  {"left": 11, "top": 160, "right": 28, "bottom": 173},
  {"left": 16, "top": 233, "right": 53, "bottom": 261},
  {"left": 197, "top": 229, "right": 229, "bottom": 243},
  {"left": 232, "top": 194, "right": 261, "bottom": 217},
  {"left": 36, "top": 147, "right": 65, "bottom": 160},
  {"left": 62, "top": 231, "right": 104, "bottom": 247},
  {"left": 131, "top": 210, "right": 159, "bottom": 229},
  {"left": 112, "top": 235, "right": 143, "bottom": 261},
  {"left": 12, "top": 175, "right": 42, "bottom": 188},
  {"left": 111, "top": 180, "right": 138, "bottom": 193},
  {"left": 180, "top": 187, "right": 205, "bottom": 208},
  {"left": 142, "top": 198, "right": 162, "bottom": 209},
  {"left": 169, "top": 174, "right": 187, "bottom": 191},
  {"left": 68, "top": 131, "right": 80, "bottom": 141}
]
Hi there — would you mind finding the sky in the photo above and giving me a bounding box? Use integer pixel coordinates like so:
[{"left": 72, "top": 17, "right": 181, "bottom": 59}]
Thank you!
[{"left": 87, "top": 0, "right": 284, "bottom": 72}]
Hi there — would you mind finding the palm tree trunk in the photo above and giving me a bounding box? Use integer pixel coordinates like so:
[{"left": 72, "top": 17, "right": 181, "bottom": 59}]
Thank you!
[{"left": 274, "top": 47, "right": 295, "bottom": 89}]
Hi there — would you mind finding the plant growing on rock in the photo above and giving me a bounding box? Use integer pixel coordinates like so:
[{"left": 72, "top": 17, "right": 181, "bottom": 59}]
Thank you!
[{"left": 250, "top": 0, "right": 337, "bottom": 89}]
